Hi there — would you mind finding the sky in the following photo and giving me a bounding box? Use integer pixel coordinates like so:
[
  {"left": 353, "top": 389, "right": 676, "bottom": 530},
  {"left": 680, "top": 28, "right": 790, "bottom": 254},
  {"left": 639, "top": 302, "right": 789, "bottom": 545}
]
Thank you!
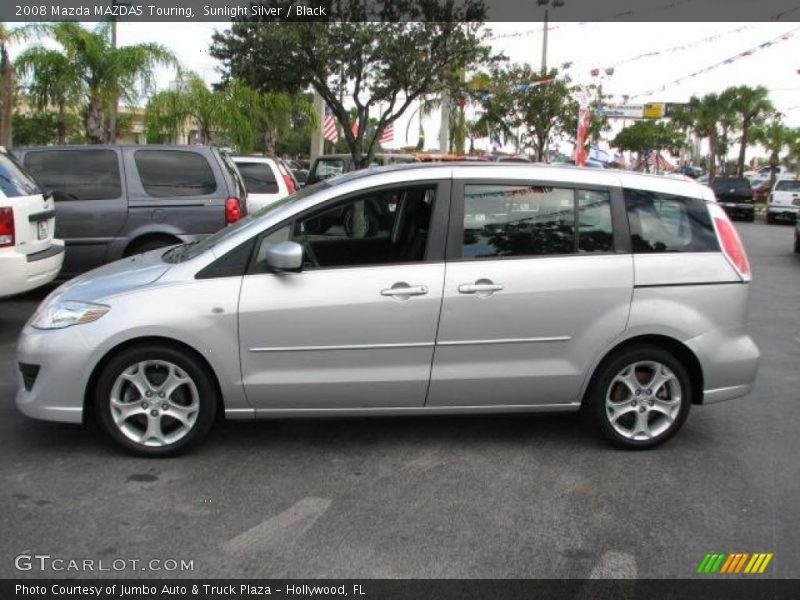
[{"left": 13, "top": 21, "right": 800, "bottom": 156}]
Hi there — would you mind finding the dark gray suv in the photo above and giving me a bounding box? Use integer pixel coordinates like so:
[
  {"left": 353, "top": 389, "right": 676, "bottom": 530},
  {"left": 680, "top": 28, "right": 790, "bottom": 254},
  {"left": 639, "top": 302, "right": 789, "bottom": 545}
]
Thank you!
[{"left": 13, "top": 145, "right": 247, "bottom": 276}]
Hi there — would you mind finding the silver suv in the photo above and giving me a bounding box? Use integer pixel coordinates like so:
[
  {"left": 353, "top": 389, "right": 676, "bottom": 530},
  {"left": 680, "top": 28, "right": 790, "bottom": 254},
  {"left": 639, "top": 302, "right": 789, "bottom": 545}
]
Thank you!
[{"left": 16, "top": 164, "right": 759, "bottom": 456}]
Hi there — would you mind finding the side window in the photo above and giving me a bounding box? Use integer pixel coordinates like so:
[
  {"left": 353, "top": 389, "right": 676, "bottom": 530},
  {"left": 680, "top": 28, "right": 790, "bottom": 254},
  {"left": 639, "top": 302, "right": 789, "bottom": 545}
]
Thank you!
[
  {"left": 236, "top": 162, "right": 279, "bottom": 194},
  {"left": 24, "top": 150, "right": 120, "bottom": 200},
  {"left": 0, "top": 150, "right": 40, "bottom": 197},
  {"left": 460, "top": 184, "right": 613, "bottom": 258},
  {"left": 314, "top": 159, "right": 346, "bottom": 180},
  {"left": 134, "top": 150, "right": 217, "bottom": 197},
  {"left": 254, "top": 185, "right": 435, "bottom": 270},
  {"left": 624, "top": 188, "right": 718, "bottom": 253}
]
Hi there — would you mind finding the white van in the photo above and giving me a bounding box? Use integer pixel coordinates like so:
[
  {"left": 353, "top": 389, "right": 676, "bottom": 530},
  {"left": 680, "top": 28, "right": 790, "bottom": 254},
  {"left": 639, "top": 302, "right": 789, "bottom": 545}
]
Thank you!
[{"left": 0, "top": 147, "right": 64, "bottom": 298}]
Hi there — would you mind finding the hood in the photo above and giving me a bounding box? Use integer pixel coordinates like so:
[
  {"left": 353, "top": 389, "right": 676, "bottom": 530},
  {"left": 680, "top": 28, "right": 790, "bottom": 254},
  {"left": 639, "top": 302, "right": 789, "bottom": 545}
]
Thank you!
[{"left": 56, "top": 248, "right": 172, "bottom": 303}]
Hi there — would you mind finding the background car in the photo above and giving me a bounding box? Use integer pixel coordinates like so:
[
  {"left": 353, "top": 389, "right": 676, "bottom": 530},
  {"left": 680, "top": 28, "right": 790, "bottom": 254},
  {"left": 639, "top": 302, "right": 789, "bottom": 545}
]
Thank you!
[
  {"left": 13, "top": 145, "right": 247, "bottom": 276},
  {"left": 232, "top": 155, "right": 297, "bottom": 212},
  {"left": 306, "top": 153, "right": 419, "bottom": 185},
  {"left": 766, "top": 177, "right": 800, "bottom": 224},
  {"left": 0, "top": 147, "right": 64, "bottom": 298},
  {"left": 285, "top": 159, "right": 309, "bottom": 187},
  {"left": 709, "top": 176, "right": 755, "bottom": 221}
]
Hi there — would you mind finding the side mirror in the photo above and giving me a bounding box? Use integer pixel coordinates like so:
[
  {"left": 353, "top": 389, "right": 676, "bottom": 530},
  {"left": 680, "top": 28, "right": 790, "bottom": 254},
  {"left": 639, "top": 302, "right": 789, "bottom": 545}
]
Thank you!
[{"left": 265, "top": 240, "right": 303, "bottom": 272}]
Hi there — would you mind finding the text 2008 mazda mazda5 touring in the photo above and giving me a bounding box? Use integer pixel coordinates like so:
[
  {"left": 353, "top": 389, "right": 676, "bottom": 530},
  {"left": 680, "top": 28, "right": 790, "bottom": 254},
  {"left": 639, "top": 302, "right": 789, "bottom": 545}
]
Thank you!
[{"left": 15, "top": 164, "right": 759, "bottom": 456}]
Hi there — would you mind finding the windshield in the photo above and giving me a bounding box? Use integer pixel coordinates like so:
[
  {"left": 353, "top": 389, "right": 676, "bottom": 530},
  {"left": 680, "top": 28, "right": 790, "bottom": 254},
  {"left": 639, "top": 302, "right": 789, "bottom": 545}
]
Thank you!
[{"left": 163, "top": 179, "right": 331, "bottom": 263}]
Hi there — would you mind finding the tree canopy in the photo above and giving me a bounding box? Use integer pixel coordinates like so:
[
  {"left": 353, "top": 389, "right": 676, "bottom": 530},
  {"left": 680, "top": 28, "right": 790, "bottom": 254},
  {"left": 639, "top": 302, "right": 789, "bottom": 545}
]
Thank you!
[{"left": 210, "top": 2, "right": 493, "bottom": 167}]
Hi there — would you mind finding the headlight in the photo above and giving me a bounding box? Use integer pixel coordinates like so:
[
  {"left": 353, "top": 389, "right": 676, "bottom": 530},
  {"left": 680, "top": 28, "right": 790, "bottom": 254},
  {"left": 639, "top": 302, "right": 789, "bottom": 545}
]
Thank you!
[{"left": 31, "top": 300, "right": 110, "bottom": 330}]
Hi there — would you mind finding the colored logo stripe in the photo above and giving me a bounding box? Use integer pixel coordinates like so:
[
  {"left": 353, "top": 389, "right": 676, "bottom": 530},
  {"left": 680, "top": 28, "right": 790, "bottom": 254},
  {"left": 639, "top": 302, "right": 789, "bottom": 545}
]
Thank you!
[{"left": 698, "top": 552, "right": 773, "bottom": 574}]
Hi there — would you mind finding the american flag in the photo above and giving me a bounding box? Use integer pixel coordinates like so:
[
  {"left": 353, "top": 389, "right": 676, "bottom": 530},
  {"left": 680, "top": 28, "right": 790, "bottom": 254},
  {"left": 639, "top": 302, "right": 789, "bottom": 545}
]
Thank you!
[
  {"left": 323, "top": 106, "right": 338, "bottom": 143},
  {"left": 379, "top": 122, "right": 394, "bottom": 144}
]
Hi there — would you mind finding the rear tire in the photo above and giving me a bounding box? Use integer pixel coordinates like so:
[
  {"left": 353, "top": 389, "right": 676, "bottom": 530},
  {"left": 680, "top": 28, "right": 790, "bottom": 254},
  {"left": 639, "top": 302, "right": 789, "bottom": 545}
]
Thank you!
[
  {"left": 766, "top": 213, "right": 776, "bottom": 224},
  {"left": 94, "top": 345, "right": 218, "bottom": 457},
  {"left": 794, "top": 235, "right": 800, "bottom": 254},
  {"left": 589, "top": 345, "right": 692, "bottom": 449}
]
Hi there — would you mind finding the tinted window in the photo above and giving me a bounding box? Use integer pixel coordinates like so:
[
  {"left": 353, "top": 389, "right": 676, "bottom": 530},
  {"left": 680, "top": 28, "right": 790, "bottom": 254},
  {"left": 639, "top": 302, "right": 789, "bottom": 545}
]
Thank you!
[
  {"left": 577, "top": 190, "right": 614, "bottom": 253},
  {"left": 460, "top": 185, "right": 613, "bottom": 258},
  {"left": 775, "top": 180, "right": 800, "bottom": 192},
  {"left": 254, "top": 185, "right": 435, "bottom": 270},
  {"left": 0, "top": 150, "right": 40, "bottom": 198},
  {"left": 134, "top": 150, "right": 216, "bottom": 197},
  {"left": 24, "top": 149, "right": 119, "bottom": 200},
  {"left": 236, "top": 162, "right": 279, "bottom": 194},
  {"left": 711, "top": 178, "right": 751, "bottom": 194},
  {"left": 624, "top": 188, "right": 718, "bottom": 253}
]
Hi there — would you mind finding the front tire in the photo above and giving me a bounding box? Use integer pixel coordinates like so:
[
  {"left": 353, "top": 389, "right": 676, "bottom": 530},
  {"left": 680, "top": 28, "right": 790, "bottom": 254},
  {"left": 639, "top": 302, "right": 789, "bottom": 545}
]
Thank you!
[
  {"left": 94, "top": 345, "right": 218, "bottom": 456},
  {"left": 589, "top": 345, "right": 692, "bottom": 449},
  {"left": 766, "top": 213, "right": 776, "bottom": 224}
]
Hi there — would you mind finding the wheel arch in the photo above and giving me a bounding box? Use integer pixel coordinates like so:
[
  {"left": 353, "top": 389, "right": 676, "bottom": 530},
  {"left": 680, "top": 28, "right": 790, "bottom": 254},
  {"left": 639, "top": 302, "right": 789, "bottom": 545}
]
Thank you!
[
  {"left": 83, "top": 336, "right": 226, "bottom": 423},
  {"left": 123, "top": 232, "right": 184, "bottom": 257},
  {"left": 582, "top": 334, "right": 705, "bottom": 406}
]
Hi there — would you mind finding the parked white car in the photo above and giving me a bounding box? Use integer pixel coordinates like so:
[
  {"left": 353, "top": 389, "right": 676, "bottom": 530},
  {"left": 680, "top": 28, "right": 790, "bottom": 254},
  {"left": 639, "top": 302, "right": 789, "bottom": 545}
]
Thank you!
[
  {"left": 766, "top": 176, "right": 800, "bottom": 224},
  {"left": 232, "top": 155, "right": 297, "bottom": 213},
  {"left": 0, "top": 147, "right": 64, "bottom": 298}
]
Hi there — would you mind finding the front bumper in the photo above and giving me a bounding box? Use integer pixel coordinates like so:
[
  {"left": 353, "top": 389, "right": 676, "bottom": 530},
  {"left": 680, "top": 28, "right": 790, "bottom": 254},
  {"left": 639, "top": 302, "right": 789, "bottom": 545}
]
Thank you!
[
  {"left": 0, "top": 240, "right": 64, "bottom": 299},
  {"left": 15, "top": 322, "right": 95, "bottom": 423}
]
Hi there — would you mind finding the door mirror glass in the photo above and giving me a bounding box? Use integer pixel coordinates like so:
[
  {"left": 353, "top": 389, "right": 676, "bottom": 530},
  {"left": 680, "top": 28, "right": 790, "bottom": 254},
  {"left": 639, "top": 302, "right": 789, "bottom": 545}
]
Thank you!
[{"left": 265, "top": 241, "right": 303, "bottom": 271}]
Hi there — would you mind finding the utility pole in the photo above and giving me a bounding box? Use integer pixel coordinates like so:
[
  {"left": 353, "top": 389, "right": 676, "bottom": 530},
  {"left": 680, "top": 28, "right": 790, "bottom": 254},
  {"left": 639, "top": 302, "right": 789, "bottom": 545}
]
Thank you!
[
  {"left": 109, "top": 16, "right": 117, "bottom": 143},
  {"left": 438, "top": 89, "right": 450, "bottom": 153},
  {"left": 310, "top": 91, "right": 325, "bottom": 162},
  {"left": 537, "top": 0, "right": 564, "bottom": 73}
]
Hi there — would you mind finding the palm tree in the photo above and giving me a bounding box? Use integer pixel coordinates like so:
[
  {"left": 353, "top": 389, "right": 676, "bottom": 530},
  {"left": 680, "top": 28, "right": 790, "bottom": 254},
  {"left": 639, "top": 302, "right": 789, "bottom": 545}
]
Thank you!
[
  {"left": 674, "top": 93, "right": 725, "bottom": 180},
  {"left": 145, "top": 73, "right": 253, "bottom": 147},
  {"left": 730, "top": 85, "right": 773, "bottom": 177},
  {"left": 0, "top": 24, "right": 43, "bottom": 146},
  {"left": 752, "top": 116, "right": 798, "bottom": 188},
  {"left": 226, "top": 81, "right": 317, "bottom": 155},
  {"left": 46, "top": 22, "right": 176, "bottom": 143},
  {"left": 16, "top": 47, "right": 82, "bottom": 144}
]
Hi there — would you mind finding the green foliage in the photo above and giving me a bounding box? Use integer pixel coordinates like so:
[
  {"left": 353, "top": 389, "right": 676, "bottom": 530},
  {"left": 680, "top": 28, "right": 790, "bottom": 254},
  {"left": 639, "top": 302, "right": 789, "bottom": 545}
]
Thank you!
[
  {"left": 612, "top": 120, "right": 685, "bottom": 156},
  {"left": 12, "top": 112, "right": 59, "bottom": 146},
  {"left": 39, "top": 22, "right": 177, "bottom": 143},
  {"left": 211, "top": 4, "right": 493, "bottom": 167}
]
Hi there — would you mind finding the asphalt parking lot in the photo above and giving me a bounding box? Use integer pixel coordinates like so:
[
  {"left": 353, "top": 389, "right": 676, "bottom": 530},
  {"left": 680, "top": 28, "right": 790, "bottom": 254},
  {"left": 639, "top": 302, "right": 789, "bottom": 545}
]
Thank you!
[{"left": 1, "top": 220, "right": 798, "bottom": 580}]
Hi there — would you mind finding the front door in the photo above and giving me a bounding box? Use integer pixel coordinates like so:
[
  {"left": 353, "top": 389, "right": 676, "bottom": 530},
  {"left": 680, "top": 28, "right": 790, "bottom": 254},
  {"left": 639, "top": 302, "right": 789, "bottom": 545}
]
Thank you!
[
  {"left": 238, "top": 181, "right": 448, "bottom": 410},
  {"left": 427, "top": 180, "right": 633, "bottom": 407}
]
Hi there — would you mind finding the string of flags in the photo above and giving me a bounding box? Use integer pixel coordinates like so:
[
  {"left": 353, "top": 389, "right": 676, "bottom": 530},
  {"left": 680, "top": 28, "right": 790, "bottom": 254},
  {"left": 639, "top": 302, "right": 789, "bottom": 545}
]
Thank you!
[
  {"left": 587, "top": 24, "right": 753, "bottom": 77},
  {"left": 630, "top": 26, "right": 800, "bottom": 99}
]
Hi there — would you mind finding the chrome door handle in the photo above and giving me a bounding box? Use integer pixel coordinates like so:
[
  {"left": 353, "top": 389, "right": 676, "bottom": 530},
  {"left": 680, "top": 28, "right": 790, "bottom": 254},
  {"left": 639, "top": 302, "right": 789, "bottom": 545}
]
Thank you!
[
  {"left": 458, "top": 282, "right": 504, "bottom": 294},
  {"left": 381, "top": 284, "right": 429, "bottom": 297}
]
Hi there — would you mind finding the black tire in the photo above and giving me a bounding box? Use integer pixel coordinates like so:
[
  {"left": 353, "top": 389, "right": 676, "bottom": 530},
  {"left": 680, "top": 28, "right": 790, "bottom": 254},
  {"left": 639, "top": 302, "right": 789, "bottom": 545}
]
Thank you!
[
  {"left": 589, "top": 345, "right": 693, "bottom": 450},
  {"left": 94, "top": 344, "right": 218, "bottom": 457},
  {"left": 766, "top": 213, "right": 776, "bottom": 225},
  {"left": 794, "top": 235, "right": 800, "bottom": 254},
  {"left": 745, "top": 212, "right": 755, "bottom": 223}
]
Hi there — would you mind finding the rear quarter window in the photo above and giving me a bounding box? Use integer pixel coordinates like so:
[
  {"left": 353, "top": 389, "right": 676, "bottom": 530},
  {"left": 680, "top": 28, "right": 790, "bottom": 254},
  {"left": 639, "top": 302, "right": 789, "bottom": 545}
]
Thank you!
[
  {"left": 134, "top": 150, "right": 217, "bottom": 197},
  {"left": 624, "top": 188, "right": 718, "bottom": 253},
  {"left": 0, "top": 150, "right": 41, "bottom": 198},
  {"left": 236, "top": 162, "right": 279, "bottom": 194}
]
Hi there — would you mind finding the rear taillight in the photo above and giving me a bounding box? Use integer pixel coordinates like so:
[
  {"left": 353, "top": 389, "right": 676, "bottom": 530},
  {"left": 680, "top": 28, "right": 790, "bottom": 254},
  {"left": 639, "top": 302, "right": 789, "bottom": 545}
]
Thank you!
[
  {"left": 277, "top": 163, "right": 296, "bottom": 195},
  {"left": 225, "top": 197, "right": 242, "bottom": 224},
  {"left": 0, "top": 207, "right": 14, "bottom": 248},
  {"left": 709, "top": 203, "right": 751, "bottom": 282}
]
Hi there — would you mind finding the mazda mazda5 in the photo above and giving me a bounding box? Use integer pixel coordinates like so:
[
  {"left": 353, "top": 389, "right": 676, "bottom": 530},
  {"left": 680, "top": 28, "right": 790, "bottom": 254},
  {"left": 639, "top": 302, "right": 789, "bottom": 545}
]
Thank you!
[{"left": 16, "top": 164, "right": 759, "bottom": 456}]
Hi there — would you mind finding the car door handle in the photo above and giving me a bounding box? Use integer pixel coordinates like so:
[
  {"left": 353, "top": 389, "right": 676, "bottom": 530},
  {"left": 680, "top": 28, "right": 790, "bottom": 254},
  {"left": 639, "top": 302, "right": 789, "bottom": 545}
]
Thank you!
[
  {"left": 381, "top": 284, "right": 429, "bottom": 297},
  {"left": 458, "top": 281, "right": 504, "bottom": 295}
]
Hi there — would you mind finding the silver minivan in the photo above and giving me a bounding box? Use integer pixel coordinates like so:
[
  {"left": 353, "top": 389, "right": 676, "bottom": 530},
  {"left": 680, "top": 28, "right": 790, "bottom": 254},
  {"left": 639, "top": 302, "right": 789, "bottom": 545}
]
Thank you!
[{"left": 16, "top": 164, "right": 759, "bottom": 456}]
